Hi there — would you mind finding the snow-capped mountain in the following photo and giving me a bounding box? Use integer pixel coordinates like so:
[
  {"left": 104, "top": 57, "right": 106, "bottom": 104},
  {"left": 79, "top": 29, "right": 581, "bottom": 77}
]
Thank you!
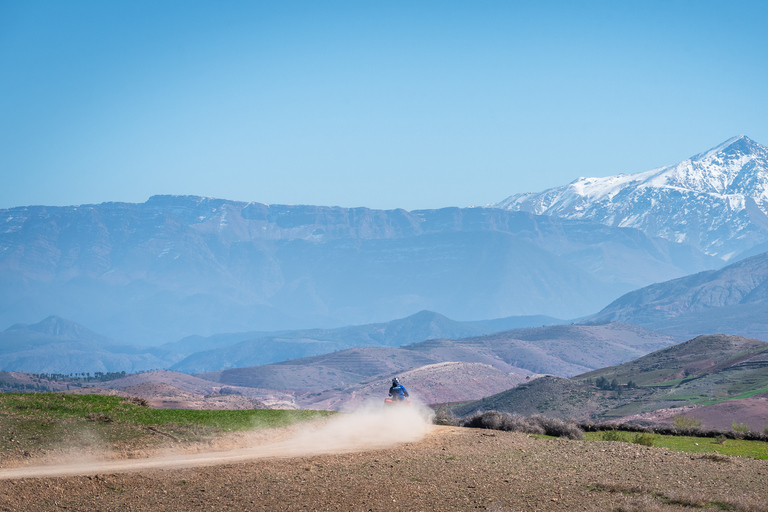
[{"left": 494, "top": 136, "right": 768, "bottom": 260}]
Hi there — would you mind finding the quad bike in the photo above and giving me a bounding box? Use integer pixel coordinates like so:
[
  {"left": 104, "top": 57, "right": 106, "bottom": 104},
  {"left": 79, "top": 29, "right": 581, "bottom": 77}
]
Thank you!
[{"left": 384, "top": 397, "right": 412, "bottom": 406}]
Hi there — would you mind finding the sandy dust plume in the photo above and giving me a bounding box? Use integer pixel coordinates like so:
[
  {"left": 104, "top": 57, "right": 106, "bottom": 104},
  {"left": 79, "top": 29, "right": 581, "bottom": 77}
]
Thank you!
[{"left": 0, "top": 402, "right": 433, "bottom": 480}]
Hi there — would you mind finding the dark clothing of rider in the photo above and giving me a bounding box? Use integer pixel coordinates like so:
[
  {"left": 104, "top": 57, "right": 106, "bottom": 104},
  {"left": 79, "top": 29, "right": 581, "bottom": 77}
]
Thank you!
[{"left": 389, "top": 384, "right": 409, "bottom": 401}]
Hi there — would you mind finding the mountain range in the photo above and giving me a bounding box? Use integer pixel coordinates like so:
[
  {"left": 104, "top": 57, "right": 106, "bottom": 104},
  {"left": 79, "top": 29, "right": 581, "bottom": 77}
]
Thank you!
[
  {"left": 0, "top": 316, "right": 173, "bottom": 374},
  {"left": 0, "top": 312, "right": 561, "bottom": 375},
  {"left": 495, "top": 135, "right": 768, "bottom": 260},
  {"left": 0, "top": 196, "right": 718, "bottom": 343},
  {"left": 167, "top": 310, "right": 562, "bottom": 373}
]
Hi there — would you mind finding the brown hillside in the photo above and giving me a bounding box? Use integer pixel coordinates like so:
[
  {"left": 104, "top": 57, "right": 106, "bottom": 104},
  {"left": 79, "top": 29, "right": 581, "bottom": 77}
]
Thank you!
[{"left": 298, "top": 362, "right": 533, "bottom": 410}]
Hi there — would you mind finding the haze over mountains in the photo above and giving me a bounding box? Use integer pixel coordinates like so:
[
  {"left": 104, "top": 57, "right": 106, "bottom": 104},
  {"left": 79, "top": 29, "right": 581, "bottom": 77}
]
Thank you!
[
  {"left": 199, "top": 322, "right": 677, "bottom": 406},
  {"left": 0, "top": 312, "right": 561, "bottom": 374},
  {"left": 0, "top": 195, "right": 717, "bottom": 344},
  {"left": 4, "top": 133, "right": 768, "bottom": 393},
  {"left": 0, "top": 316, "right": 173, "bottom": 374},
  {"left": 167, "top": 310, "right": 562, "bottom": 373}
]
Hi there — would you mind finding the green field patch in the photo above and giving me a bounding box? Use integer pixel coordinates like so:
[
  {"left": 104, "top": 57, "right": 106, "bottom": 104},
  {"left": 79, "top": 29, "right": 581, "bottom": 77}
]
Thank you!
[
  {"left": 644, "top": 377, "right": 685, "bottom": 388},
  {"left": 0, "top": 393, "right": 331, "bottom": 429},
  {"left": 690, "top": 383, "right": 768, "bottom": 406},
  {"left": 584, "top": 431, "right": 768, "bottom": 459},
  {"left": 727, "top": 383, "right": 768, "bottom": 400},
  {"left": 0, "top": 393, "right": 334, "bottom": 457}
]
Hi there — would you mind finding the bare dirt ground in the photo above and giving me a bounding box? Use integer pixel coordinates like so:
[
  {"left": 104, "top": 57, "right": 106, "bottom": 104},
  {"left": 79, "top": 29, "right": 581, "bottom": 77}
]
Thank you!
[{"left": 0, "top": 406, "right": 767, "bottom": 511}]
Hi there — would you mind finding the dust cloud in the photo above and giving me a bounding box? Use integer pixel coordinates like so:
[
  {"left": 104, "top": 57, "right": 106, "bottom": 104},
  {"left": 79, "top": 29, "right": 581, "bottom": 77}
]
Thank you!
[{"left": 0, "top": 402, "right": 434, "bottom": 480}]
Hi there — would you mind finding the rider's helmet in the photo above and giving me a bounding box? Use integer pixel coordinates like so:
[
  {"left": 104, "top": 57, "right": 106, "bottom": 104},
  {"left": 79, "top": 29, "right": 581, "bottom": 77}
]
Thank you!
[{"left": 392, "top": 377, "right": 400, "bottom": 387}]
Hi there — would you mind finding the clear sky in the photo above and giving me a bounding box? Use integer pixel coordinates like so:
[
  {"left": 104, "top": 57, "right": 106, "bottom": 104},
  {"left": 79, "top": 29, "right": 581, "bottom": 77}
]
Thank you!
[{"left": 1, "top": 0, "right": 767, "bottom": 211}]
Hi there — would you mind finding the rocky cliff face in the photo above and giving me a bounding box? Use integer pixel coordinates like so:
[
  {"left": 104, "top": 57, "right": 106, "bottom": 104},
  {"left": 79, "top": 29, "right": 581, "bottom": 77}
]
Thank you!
[{"left": 495, "top": 136, "right": 768, "bottom": 259}]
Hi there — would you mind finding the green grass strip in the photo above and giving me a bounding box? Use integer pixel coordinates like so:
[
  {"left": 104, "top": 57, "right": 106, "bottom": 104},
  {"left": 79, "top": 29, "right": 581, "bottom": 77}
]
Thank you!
[
  {"left": 584, "top": 431, "right": 768, "bottom": 459},
  {"left": 0, "top": 393, "right": 333, "bottom": 431}
]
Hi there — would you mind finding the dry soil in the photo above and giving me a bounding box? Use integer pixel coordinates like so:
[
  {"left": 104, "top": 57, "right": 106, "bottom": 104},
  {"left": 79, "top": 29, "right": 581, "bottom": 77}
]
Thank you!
[{"left": 1, "top": 420, "right": 767, "bottom": 511}]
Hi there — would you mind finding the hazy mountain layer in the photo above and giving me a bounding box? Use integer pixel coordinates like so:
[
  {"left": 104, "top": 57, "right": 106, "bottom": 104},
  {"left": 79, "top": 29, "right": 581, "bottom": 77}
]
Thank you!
[
  {"left": 588, "top": 251, "right": 768, "bottom": 340},
  {"left": 168, "top": 310, "right": 563, "bottom": 373},
  {"left": 0, "top": 316, "right": 177, "bottom": 374},
  {"left": 495, "top": 136, "right": 768, "bottom": 259},
  {"left": 199, "top": 322, "right": 677, "bottom": 391},
  {"left": 0, "top": 197, "right": 718, "bottom": 343},
  {"left": 0, "top": 311, "right": 562, "bottom": 375}
]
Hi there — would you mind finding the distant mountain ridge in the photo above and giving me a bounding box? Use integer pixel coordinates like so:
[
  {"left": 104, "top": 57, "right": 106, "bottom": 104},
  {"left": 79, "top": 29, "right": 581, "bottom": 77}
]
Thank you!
[
  {"left": 0, "top": 197, "right": 718, "bottom": 343},
  {"left": 0, "top": 316, "right": 175, "bottom": 374},
  {"left": 168, "top": 310, "right": 564, "bottom": 373},
  {"left": 495, "top": 136, "right": 768, "bottom": 259},
  {"left": 200, "top": 322, "right": 677, "bottom": 392},
  {"left": 588, "top": 250, "right": 768, "bottom": 341},
  {"left": 0, "top": 311, "right": 563, "bottom": 375}
]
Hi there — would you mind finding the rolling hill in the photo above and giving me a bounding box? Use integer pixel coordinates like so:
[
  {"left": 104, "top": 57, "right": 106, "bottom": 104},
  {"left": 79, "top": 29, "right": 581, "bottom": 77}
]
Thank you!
[
  {"left": 167, "top": 310, "right": 563, "bottom": 372},
  {"left": 588, "top": 250, "right": 768, "bottom": 340},
  {"left": 454, "top": 334, "right": 768, "bottom": 429},
  {"left": 0, "top": 311, "right": 562, "bottom": 375},
  {"left": 297, "top": 362, "right": 533, "bottom": 411},
  {"left": 198, "top": 322, "right": 677, "bottom": 408}
]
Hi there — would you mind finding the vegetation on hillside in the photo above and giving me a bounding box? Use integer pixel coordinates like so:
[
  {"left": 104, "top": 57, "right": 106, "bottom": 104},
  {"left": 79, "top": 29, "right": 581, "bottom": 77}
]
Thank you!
[
  {"left": 437, "top": 408, "right": 768, "bottom": 460},
  {"left": 0, "top": 393, "right": 332, "bottom": 460},
  {"left": 454, "top": 335, "right": 768, "bottom": 423}
]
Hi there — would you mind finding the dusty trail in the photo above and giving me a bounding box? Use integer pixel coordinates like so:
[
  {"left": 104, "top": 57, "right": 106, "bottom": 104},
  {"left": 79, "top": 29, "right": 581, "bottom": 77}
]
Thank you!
[
  {"left": 0, "top": 403, "right": 434, "bottom": 480},
  {"left": 3, "top": 426, "right": 767, "bottom": 512}
]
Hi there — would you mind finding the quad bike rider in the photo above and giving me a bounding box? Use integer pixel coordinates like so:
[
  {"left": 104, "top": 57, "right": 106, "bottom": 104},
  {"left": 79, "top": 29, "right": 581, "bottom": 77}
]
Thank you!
[{"left": 385, "top": 377, "right": 411, "bottom": 405}]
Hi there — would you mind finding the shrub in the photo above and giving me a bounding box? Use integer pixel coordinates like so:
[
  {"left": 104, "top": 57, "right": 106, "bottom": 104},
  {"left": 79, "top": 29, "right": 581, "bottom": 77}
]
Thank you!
[
  {"left": 530, "top": 414, "right": 584, "bottom": 440},
  {"left": 732, "top": 422, "right": 750, "bottom": 434},
  {"left": 673, "top": 415, "right": 702, "bottom": 429},
  {"left": 602, "top": 430, "right": 627, "bottom": 442},
  {"left": 632, "top": 433, "right": 655, "bottom": 446},
  {"left": 459, "top": 411, "right": 583, "bottom": 439},
  {"left": 433, "top": 407, "right": 458, "bottom": 426},
  {"left": 128, "top": 396, "right": 149, "bottom": 407},
  {"left": 460, "top": 411, "right": 543, "bottom": 435},
  {"left": 715, "top": 434, "right": 727, "bottom": 445}
]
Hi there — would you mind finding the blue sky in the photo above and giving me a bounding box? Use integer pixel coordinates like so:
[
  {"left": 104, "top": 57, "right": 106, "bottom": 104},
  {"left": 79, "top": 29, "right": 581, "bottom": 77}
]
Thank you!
[{"left": 2, "top": 0, "right": 767, "bottom": 210}]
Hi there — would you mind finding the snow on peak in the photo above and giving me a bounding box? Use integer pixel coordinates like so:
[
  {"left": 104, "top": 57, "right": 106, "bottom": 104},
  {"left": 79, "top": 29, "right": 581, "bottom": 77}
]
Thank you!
[
  {"left": 691, "top": 135, "right": 749, "bottom": 161},
  {"left": 493, "top": 136, "right": 768, "bottom": 258}
]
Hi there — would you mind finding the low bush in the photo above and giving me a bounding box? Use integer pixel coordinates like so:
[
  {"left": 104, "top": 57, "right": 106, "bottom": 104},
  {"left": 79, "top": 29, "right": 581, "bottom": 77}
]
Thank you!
[
  {"left": 459, "top": 411, "right": 583, "bottom": 439},
  {"left": 433, "top": 407, "right": 458, "bottom": 426},
  {"left": 531, "top": 414, "right": 584, "bottom": 440},
  {"left": 732, "top": 422, "right": 750, "bottom": 435},
  {"left": 672, "top": 415, "right": 701, "bottom": 429},
  {"left": 632, "top": 433, "right": 655, "bottom": 446},
  {"left": 602, "top": 430, "right": 628, "bottom": 442}
]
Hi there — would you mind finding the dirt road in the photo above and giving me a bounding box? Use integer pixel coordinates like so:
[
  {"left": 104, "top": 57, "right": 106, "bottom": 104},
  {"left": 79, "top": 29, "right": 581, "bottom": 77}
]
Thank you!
[{"left": 1, "top": 420, "right": 767, "bottom": 511}]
